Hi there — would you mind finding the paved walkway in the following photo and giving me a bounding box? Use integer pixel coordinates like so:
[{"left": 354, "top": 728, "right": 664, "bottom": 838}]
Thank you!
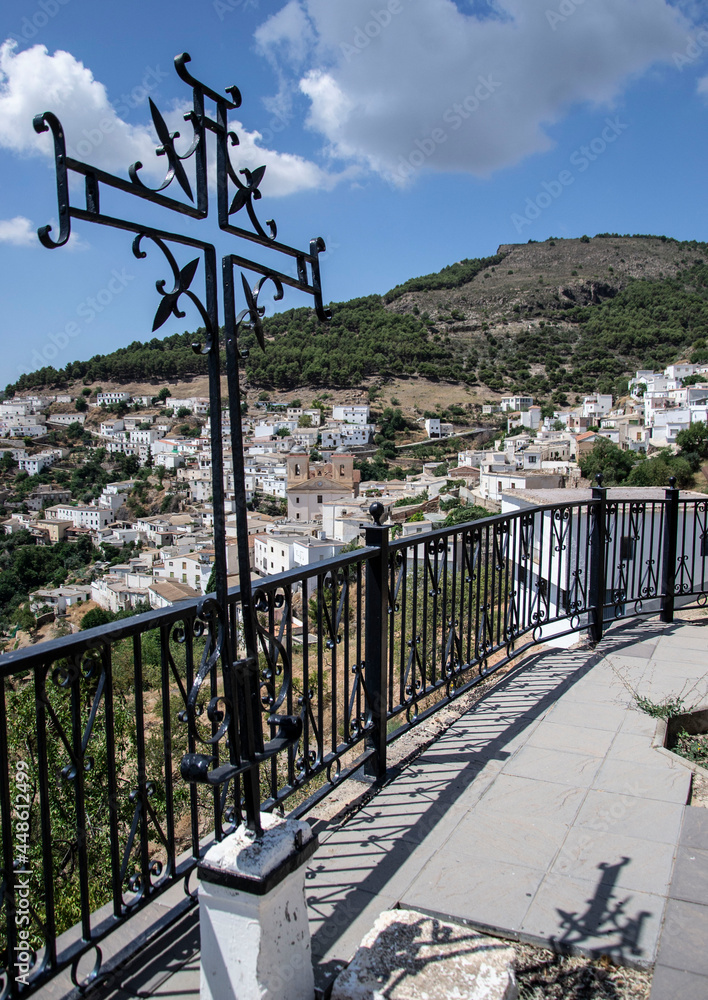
[{"left": 46, "top": 618, "right": 708, "bottom": 999}]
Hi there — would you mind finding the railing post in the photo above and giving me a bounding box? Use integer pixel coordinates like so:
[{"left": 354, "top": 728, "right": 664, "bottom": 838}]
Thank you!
[
  {"left": 661, "top": 476, "right": 679, "bottom": 623},
  {"left": 364, "top": 502, "right": 390, "bottom": 780},
  {"left": 589, "top": 474, "right": 607, "bottom": 645}
]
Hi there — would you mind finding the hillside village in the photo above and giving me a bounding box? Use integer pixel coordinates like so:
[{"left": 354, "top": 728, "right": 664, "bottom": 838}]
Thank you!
[{"left": 2, "top": 353, "right": 708, "bottom": 645}]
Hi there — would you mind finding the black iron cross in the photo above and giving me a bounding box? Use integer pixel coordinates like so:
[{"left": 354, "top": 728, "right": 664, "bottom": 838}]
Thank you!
[{"left": 34, "top": 52, "right": 332, "bottom": 835}]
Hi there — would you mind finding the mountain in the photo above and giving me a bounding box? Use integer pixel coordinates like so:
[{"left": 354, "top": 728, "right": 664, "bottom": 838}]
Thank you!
[{"left": 8, "top": 234, "right": 708, "bottom": 402}]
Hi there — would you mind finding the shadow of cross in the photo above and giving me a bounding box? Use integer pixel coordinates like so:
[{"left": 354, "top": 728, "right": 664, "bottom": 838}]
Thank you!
[{"left": 555, "top": 857, "right": 652, "bottom": 960}]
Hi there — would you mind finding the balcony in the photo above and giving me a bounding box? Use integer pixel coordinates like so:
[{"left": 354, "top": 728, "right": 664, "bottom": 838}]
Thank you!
[{"left": 1, "top": 486, "right": 707, "bottom": 998}]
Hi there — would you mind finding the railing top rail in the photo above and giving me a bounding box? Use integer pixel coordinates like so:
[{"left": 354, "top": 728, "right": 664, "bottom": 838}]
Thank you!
[
  {"left": 2, "top": 490, "right": 697, "bottom": 674},
  {"left": 386, "top": 497, "right": 600, "bottom": 554},
  {"left": 0, "top": 543, "right": 379, "bottom": 675},
  {"left": 0, "top": 600, "right": 197, "bottom": 674},
  {"left": 251, "top": 543, "right": 378, "bottom": 592}
]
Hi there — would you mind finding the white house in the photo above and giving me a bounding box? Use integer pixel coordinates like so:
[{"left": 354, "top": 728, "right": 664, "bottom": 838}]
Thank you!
[
  {"left": 153, "top": 550, "right": 216, "bottom": 593},
  {"left": 148, "top": 580, "right": 202, "bottom": 609},
  {"left": 479, "top": 469, "right": 568, "bottom": 502},
  {"left": 17, "top": 451, "right": 57, "bottom": 475},
  {"left": 100, "top": 419, "right": 124, "bottom": 437},
  {"left": 99, "top": 481, "right": 134, "bottom": 512},
  {"left": 582, "top": 394, "right": 613, "bottom": 422},
  {"left": 253, "top": 534, "right": 297, "bottom": 577},
  {"left": 97, "top": 392, "right": 131, "bottom": 406},
  {"left": 332, "top": 405, "right": 370, "bottom": 425},
  {"left": 500, "top": 395, "right": 533, "bottom": 413},
  {"left": 423, "top": 418, "right": 454, "bottom": 439},
  {"left": 47, "top": 412, "right": 86, "bottom": 427},
  {"left": 44, "top": 504, "right": 114, "bottom": 531},
  {"left": 501, "top": 486, "right": 708, "bottom": 648},
  {"left": 321, "top": 424, "right": 373, "bottom": 448},
  {"left": 90, "top": 576, "right": 149, "bottom": 614}
]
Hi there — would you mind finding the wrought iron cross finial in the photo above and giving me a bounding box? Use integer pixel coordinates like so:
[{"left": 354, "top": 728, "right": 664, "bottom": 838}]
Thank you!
[{"left": 34, "top": 52, "right": 333, "bottom": 835}]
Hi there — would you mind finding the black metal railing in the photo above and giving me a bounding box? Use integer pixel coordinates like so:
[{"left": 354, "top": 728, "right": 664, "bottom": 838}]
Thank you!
[{"left": 1, "top": 483, "right": 706, "bottom": 996}]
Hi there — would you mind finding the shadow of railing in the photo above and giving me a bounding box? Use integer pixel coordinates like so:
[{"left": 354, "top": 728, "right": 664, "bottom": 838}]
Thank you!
[{"left": 307, "top": 617, "right": 674, "bottom": 985}]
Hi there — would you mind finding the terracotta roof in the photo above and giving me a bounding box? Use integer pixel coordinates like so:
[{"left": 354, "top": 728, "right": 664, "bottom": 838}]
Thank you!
[{"left": 149, "top": 581, "right": 202, "bottom": 603}]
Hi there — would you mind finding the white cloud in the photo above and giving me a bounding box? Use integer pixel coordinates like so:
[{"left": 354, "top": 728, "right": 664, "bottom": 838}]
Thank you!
[
  {"left": 0, "top": 39, "right": 345, "bottom": 198},
  {"left": 256, "top": 0, "right": 692, "bottom": 185},
  {"left": 214, "top": 124, "right": 355, "bottom": 197},
  {"left": 255, "top": 0, "right": 315, "bottom": 69},
  {"left": 698, "top": 74, "right": 708, "bottom": 97},
  {"left": 0, "top": 215, "right": 35, "bottom": 246},
  {"left": 0, "top": 40, "right": 158, "bottom": 171}
]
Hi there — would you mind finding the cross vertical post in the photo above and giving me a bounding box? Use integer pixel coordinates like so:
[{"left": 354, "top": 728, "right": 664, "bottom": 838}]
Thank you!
[{"left": 33, "top": 51, "right": 332, "bottom": 837}]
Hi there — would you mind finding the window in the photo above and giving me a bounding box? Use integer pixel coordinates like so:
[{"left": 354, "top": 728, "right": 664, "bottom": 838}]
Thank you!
[
  {"left": 340, "top": 464, "right": 345, "bottom": 477},
  {"left": 317, "top": 495, "right": 323, "bottom": 504},
  {"left": 296, "top": 513, "right": 300, "bottom": 519},
  {"left": 294, "top": 464, "right": 300, "bottom": 476},
  {"left": 296, "top": 497, "right": 300, "bottom": 504}
]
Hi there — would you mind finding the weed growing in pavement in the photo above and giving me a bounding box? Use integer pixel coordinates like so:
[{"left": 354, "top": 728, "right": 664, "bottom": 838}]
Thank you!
[{"left": 634, "top": 694, "right": 686, "bottom": 719}]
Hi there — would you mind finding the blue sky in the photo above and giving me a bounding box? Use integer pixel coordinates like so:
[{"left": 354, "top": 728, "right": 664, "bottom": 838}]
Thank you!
[{"left": 1, "top": 0, "right": 708, "bottom": 388}]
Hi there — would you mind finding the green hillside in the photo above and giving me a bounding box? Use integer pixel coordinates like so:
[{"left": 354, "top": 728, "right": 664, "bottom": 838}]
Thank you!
[{"left": 7, "top": 235, "right": 708, "bottom": 399}]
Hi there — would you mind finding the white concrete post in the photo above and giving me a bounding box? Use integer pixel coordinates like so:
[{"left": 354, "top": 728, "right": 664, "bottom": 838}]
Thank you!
[{"left": 198, "top": 813, "right": 318, "bottom": 1000}]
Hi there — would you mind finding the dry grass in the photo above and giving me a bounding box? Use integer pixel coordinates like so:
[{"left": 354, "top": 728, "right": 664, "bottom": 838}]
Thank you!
[{"left": 516, "top": 944, "right": 652, "bottom": 1000}]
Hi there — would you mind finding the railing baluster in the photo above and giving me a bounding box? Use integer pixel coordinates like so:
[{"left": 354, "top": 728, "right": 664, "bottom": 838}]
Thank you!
[
  {"left": 133, "top": 633, "right": 151, "bottom": 906},
  {"left": 589, "top": 481, "right": 607, "bottom": 643},
  {"left": 661, "top": 478, "right": 680, "bottom": 622},
  {"left": 159, "top": 626, "right": 176, "bottom": 878},
  {"left": 103, "top": 645, "right": 121, "bottom": 920},
  {"left": 34, "top": 664, "right": 57, "bottom": 978},
  {"left": 363, "top": 505, "right": 389, "bottom": 780}
]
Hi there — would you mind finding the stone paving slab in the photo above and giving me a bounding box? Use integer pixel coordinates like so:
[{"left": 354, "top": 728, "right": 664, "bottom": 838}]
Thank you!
[
  {"left": 650, "top": 964, "right": 708, "bottom": 1000},
  {"left": 654, "top": 899, "right": 708, "bottom": 975},
  {"left": 525, "top": 720, "right": 616, "bottom": 757},
  {"left": 573, "top": 789, "right": 685, "bottom": 844},
  {"left": 551, "top": 827, "right": 676, "bottom": 896},
  {"left": 591, "top": 756, "right": 689, "bottom": 802},
  {"left": 405, "top": 856, "right": 547, "bottom": 935},
  {"left": 519, "top": 872, "right": 666, "bottom": 964},
  {"left": 681, "top": 805, "right": 708, "bottom": 848}
]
